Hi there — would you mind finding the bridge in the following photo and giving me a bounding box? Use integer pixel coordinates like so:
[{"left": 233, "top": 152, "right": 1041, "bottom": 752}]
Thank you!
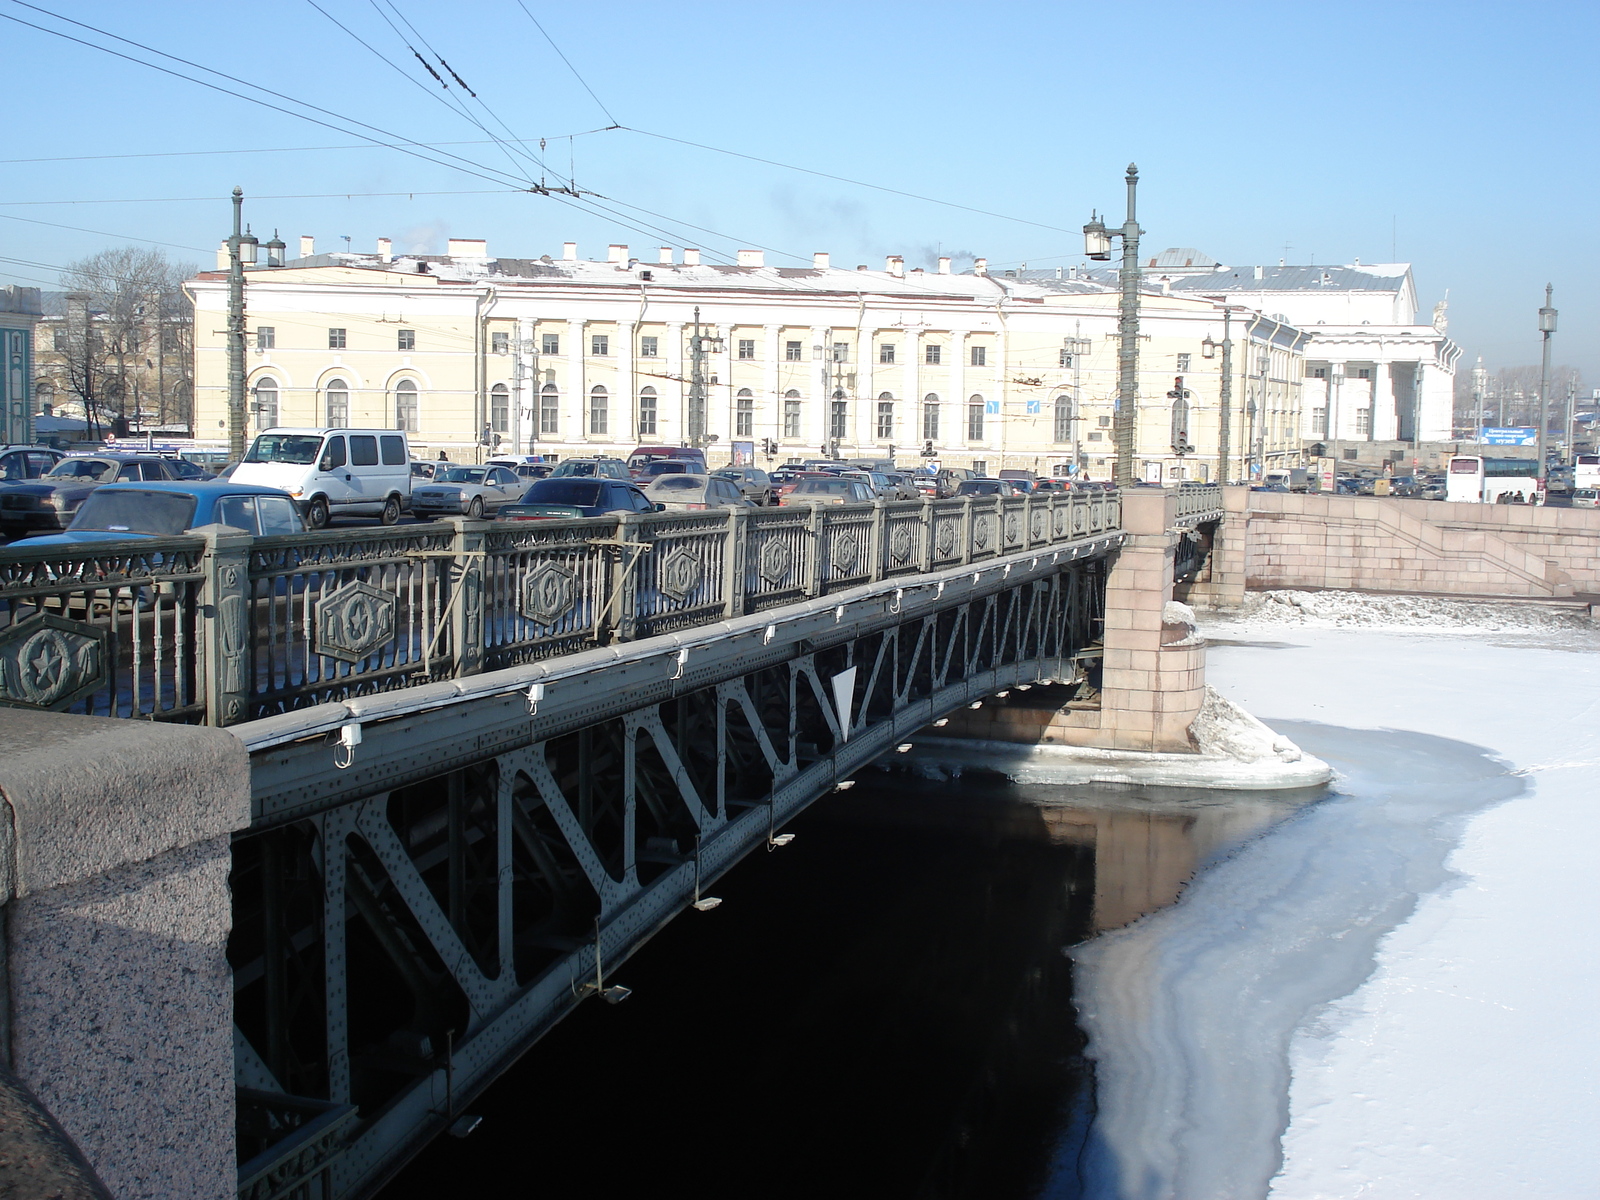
[{"left": 0, "top": 485, "right": 1223, "bottom": 1199}]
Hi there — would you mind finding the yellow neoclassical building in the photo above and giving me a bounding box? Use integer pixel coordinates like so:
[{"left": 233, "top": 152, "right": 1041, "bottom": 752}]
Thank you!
[{"left": 189, "top": 237, "right": 1310, "bottom": 481}]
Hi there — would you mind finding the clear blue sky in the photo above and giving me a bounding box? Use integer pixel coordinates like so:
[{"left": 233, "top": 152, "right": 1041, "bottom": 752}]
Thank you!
[{"left": 2, "top": 0, "right": 1595, "bottom": 380}]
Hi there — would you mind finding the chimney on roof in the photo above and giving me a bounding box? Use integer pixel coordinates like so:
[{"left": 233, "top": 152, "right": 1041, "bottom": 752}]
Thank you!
[
  {"left": 974, "top": 257, "right": 988, "bottom": 276},
  {"left": 658, "top": 246, "right": 673, "bottom": 264},
  {"left": 562, "top": 242, "right": 577, "bottom": 261},
  {"left": 737, "top": 250, "right": 764, "bottom": 267},
  {"left": 376, "top": 237, "right": 392, "bottom": 263},
  {"left": 449, "top": 238, "right": 488, "bottom": 258},
  {"left": 886, "top": 255, "right": 904, "bottom": 277},
  {"left": 300, "top": 235, "right": 315, "bottom": 258},
  {"left": 813, "top": 252, "right": 830, "bottom": 269},
  {"left": 216, "top": 242, "right": 228, "bottom": 270},
  {"left": 608, "top": 244, "right": 628, "bottom": 264},
  {"left": 1255, "top": 265, "right": 1265, "bottom": 280},
  {"left": 683, "top": 248, "right": 701, "bottom": 266},
  {"left": 938, "top": 257, "right": 951, "bottom": 274}
]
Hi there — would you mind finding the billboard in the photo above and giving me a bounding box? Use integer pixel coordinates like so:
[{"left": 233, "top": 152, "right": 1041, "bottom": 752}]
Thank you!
[{"left": 1482, "top": 427, "right": 1537, "bottom": 446}]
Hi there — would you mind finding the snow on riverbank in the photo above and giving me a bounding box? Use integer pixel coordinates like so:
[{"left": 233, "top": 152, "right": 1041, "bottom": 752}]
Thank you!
[
  {"left": 1062, "top": 604, "right": 1600, "bottom": 1199},
  {"left": 1210, "top": 588, "right": 1598, "bottom": 638}
]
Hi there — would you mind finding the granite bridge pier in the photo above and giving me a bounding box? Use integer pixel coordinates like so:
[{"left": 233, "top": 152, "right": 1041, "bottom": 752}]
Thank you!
[{"left": 0, "top": 485, "right": 1225, "bottom": 1199}]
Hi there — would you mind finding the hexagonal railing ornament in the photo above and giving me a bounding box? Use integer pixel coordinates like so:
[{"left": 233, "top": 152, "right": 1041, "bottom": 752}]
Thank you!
[
  {"left": 520, "top": 562, "right": 577, "bottom": 624},
  {"left": 659, "top": 549, "right": 704, "bottom": 602},
  {"left": 889, "top": 524, "right": 915, "bottom": 565},
  {"left": 0, "top": 613, "right": 109, "bottom": 710},
  {"left": 758, "top": 539, "right": 793, "bottom": 586},
  {"left": 315, "top": 580, "right": 399, "bottom": 663},
  {"left": 833, "top": 531, "right": 862, "bottom": 574}
]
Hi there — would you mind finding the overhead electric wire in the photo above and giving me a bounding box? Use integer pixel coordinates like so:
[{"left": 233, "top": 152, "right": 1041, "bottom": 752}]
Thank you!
[
  {"left": 0, "top": 189, "right": 522, "bottom": 207},
  {"left": 513, "top": 1, "right": 619, "bottom": 127},
  {"left": 0, "top": 129, "right": 615, "bottom": 166},
  {"left": 0, "top": 211, "right": 211, "bottom": 254}
]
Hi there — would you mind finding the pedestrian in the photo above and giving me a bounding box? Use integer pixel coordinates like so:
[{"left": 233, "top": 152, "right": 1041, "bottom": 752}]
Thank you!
[{"left": 437, "top": 450, "right": 449, "bottom": 462}]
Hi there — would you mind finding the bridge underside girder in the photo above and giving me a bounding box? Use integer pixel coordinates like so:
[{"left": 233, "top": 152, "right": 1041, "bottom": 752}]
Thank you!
[{"left": 230, "top": 548, "right": 1111, "bottom": 1199}]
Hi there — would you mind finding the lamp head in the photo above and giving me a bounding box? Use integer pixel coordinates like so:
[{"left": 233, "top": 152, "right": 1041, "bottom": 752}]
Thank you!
[{"left": 1083, "top": 213, "right": 1112, "bottom": 261}]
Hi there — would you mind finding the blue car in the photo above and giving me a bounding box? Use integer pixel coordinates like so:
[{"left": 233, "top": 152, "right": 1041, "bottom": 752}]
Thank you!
[{"left": 19, "top": 481, "right": 304, "bottom": 545}]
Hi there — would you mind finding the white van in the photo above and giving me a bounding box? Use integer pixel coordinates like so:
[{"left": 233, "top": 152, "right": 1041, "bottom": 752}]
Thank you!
[{"left": 233, "top": 428, "right": 412, "bottom": 528}]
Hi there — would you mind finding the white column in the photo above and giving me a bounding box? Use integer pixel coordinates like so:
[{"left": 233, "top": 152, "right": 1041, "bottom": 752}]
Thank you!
[
  {"left": 666, "top": 322, "right": 684, "bottom": 446},
  {"left": 810, "top": 325, "right": 829, "bottom": 452},
  {"left": 567, "top": 319, "right": 585, "bottom": 448},
  {"left": 713, "top": 324, "right": 733, "bottom": 460},
  {"left": 617, "top": 321, "right": 635, "bottom": 445},
  {"left": 948, "top": 330, "right": 968, "bottom": 452},
  {"left": 903, "top": 328, "right": 921, "bottom": 453},
  {"left": 516, "top": 317, "right": 535, "bottom": 454},
  {"left": 763, "top": 324, "right": 780, "bottom": 451}
]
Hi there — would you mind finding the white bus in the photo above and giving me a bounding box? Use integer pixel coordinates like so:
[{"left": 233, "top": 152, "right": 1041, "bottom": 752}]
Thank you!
[
  {"left": 1446, "top": 455, "right": 1540, "bottom": 504},
  {"left": 1573, "top": 454, "right": 1600, "bottom": 491}
]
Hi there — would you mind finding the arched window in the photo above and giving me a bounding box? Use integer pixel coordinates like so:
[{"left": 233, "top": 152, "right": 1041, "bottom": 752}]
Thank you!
[
  {"left": 324, "top": 377, "right": 349, "bottom": 427},
  {"left": 1053, "top": 393, "right": 1072, "bottom": 443},
  {"left": 251, "top": 377, "right": 279, "bottom": 429},
  {"left": 34, "top": 382, "right": 54, "bottom": 417},
  {"left": 490, "top": 383, "right": 509, "bottom": 433},
  {"left": 735, "top": 388, "right": 754, "bottom": 438},
  {"left": 393, "top": 378, "right": 418, "bottom": 431},
  {"left": 967, "top": 393, "right": 985, "bottom": 442},
  {"left": 783, "top": 389, "right": 802, "bottom": 439},
  {"left": 589, "top": 385, "right": 608, "bottom": 436},
  {"left": 540, "top": 384, "right": 559, "bottom": 435},
  {"left": 829, "top": 390, "right": 848, "bottom": 441},
  {"left": 922, "top": 393, "right": 939, "bottom": 442},
  {"left": 876, "top": 391, "right": 895, "bottom": 441},
  {"left": 638, "top": 386, "right": 658, "bottom": 437}
]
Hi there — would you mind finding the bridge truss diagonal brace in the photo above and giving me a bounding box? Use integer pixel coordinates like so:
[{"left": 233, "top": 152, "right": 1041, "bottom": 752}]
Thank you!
[
  {"left": 317, "top": 804, "right": 360, "bottom": 1104},
  {"left": 498, "top": 746, "right": 637, "bottom": 916},
  {"left": 354, "top": 802, "right": 516, "bottom": 1024},
  {"left": 718, "top": 679, "right": 795, "bottom": 785},
  {"left": 893, "top": 619, "right": 934, "bottom": 710},
  {"left": 627, "top": 709, "right": 723, "bottom": 836},
  {"left": 793, "top": 656, "right": 845, "bottom": 744}
]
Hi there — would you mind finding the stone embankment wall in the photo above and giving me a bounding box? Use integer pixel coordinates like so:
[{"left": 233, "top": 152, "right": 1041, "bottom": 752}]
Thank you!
[
  {"left": 0, "top": 711, "right": 251, "bottom": 1200},
  {"left": 1186, "top": 490, "right": 1600, "bottom": 604}
]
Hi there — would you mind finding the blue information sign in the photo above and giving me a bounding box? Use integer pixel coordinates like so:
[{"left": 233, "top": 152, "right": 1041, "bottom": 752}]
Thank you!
[{"left": 1482, "top": 427, "right": 1538, "bottom": 446}]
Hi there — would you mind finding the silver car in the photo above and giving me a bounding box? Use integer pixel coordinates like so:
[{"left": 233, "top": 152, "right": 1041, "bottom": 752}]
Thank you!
[
  {"left": 644, "top": 473, "right": 752, "bottom": 511},
  {"left": 411, "top": 465, "right": 526, "bottom": 518}
]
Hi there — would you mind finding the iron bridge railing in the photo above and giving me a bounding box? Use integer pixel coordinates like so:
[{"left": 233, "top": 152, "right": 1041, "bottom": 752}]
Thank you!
[{"left": 0, "top": 492, "right": 1121, "bottom": 726}]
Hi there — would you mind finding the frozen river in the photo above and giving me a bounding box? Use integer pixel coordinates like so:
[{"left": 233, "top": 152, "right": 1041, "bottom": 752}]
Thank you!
[{"left": 1065, "top": 615, "right": 1600, "bottom": 1199}]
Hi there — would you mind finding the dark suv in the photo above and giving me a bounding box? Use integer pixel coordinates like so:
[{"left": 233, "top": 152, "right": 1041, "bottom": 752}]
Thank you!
[{"left": 0, "top": 454, "right": 200, "bottom": 538}]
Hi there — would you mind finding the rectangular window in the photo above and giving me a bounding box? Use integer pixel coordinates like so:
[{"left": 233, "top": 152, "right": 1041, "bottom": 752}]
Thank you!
[
  {"left": 785, "top": 341, "right": 802, "bottom": 361},
  {"left": 255, "top": 326, "right": 275, "bottom": 350},
  {"left": 328, "top": 328, "right": 346, "bottom": 349},
  {"left": 540, "top": 390, "right": 559, "bottom": 435},
  {"left": 925, "top": 344, "right": 941, "bottom": 366},
  {"left": 877, "top": 401, "right": 894, "bottom": 440},
  {"left": 1176, "top": 353, "right": 1190, "bottom": 372},
  {"left": 738, "top": 339, "right": 756, "bottom": 360},
  {"left": 967, "top": 403, "right": 984, "bottom": 441},
  {"left": 830, "top": 400, "right": 848, "bottom": 441},
  {"left": 970, "top": 345, "right": 987, "bottom": 367},
  {"left": 922, "top": 403, "right": 939, "bottom": 441},
  {"left": 640, "top": 335, "right": 658, "bottom": 358},
  {"left": 832, "top": 342, "right": 849, "bottom": 363},
  {"left": 1098, "top": 415, "right": 1112, "bottom": 428},
  {"left": 1088, "top": 432, "right": 1103, "bottom": 442},
  {"left": 736, "top": 395, "right": 754, "bottom": 437},
  {"left": 1312, "top": 407, "right": 1328, "bottom": 436},
  {"left": 1054, "top": 400, "right": 1072, "bottom": 442},
  {"left": 491, "top": 389, "right": 510, "bottom": 432},
  {"left": 542, "top": 333, "right": 560, "bottom": 355},
  {"left": 491, "top": 331, "right": 509, "bottom": 354},
  {"left": 590, "top": 394, "right": 608, "bottom": 435},
  {"left": 380, "top": 435, "right": 406, "bottom": 465},
  {"left": 784, "top": 397, "right": 802, "bottom": 438},
  {"left": 878, "top": 344, "right": 895, "bottom": 364},
  {"left": 1358, "top": 368, "right": 1371, "bottom": 379},
  {"left": 1356, "top": 408, "right": 1371, "bottom": 435},
  {"left": 398, "top": 328, "right": 415, "bottom": 351},
  {"left": 591, "top": 334, "right": 609, "bottom": 356},
  {"left": 52, "top": 329, "right": 65, "bottom": 352},
  {"left": 638, "top": 391, "right": 657, "bottom": 436},
  {"left": 349, "top": 435, "right": 379, "bottom": 466},
  {"left": 1312, "top": 367, "right": 1327, "bottom": 379},
  {"left": 1059, "top": 349, "right": 1073, "bottom": 368}
]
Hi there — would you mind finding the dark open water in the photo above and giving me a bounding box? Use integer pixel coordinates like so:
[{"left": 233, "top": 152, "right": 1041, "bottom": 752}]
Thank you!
[{"left": 378, "top": 769, "right": 1317, "bottom": 1200}]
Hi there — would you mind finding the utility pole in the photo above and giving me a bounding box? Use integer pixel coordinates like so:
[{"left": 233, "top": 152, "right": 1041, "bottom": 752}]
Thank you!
[
  {"left": 1472, "top": 356, "right": 1486, "bottom": 444},
  {"left": 1203, "top": 308, "right": 1235, "bottom": 482},
  {"left": 688, "top": 305, "right": 708, "bottom": 448},
  {"left": 1565, "top": 376, "right": 1576, "bottom": 464},
  {"left": 225, "top": 187, "right": 251, "bottom": 459},
  {"left": 1537, "top": 284, "right": 1557, "bottom": 488},
  {"left": 1083, "top": 164, "right": 1143, "bottom": 488}
]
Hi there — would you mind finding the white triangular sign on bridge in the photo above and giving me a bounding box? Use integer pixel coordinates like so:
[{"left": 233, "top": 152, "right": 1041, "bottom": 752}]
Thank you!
[{"left": 831, "top": 666, "right": 857, "bottom": 743}]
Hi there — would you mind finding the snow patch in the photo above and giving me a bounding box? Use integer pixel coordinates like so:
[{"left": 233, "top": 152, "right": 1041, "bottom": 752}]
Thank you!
[{"left": 1210, "top": 588, "right": 1594, "bottom": 636}]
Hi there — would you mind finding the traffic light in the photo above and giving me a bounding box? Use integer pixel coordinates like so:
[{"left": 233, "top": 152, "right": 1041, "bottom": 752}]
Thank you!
[{"left": 921, "top": 440, "right": 935, "bottom": 457}]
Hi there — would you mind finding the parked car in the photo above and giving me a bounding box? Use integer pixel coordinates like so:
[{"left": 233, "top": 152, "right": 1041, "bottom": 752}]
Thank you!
[
  {"left": 645, "top": 474, "right": 753, "bottom": 511},
  {"left": 551, "top": 457, "right": 631, "bottom": 480},
  {"left": 231, "top": 428, "right": 411, "bottom": 529},
  {"left": 498, "top": 478, "right": 660, "bottom": 521},
  {"left": 772, "top": 470, "right": 835, "bottom": 500},
  {"left": 0, "top": 453, "right": 199, "bottom": 539},
  {"left": 909, "top": 475, "right": 941, "bottom": 498},
  {"left": 635, "top": 459, "right": 702, "bottom": 485},
  {"left": 485, "top": 455, "right": 553, "bottom": 480},
  {"left": 778, "top": 477, "right": 876, "bottom": 507},
  {"left": 955, "top": 478, "right": 1025, "bottom": 498},
  {"left": 0, "top": 445, "right": 63, "bottom": 482},
  {"left": 713, "top": 466, "right": 775, "bottom": 505},
  {"left": 411, "top": 461, "right": 443, "bottom": 483},
  {"left": 22, "top": 481, "right": 304, "bottom": 544},
  {"left": 1031, "top": 478, "right": 1070, "bottom": 494},
  {"left": 1572, "top": 488, "right": 1600, "bottom": 508},
  {"left": 627, "top": 446, "right": 707, "bottom": 478},
  {"left": 411, "top": 465, "right": 529, "bottom": 518},
  {"left": 935, "top": 467, "right": 976, "bottom": 498}
]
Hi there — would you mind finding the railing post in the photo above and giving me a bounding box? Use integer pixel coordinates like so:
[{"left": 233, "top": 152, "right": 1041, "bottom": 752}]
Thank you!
[
  {"left": 450, "top": 517, "right": 487, "bottom": 678},
  {"left": 199, "top": 527, "right": 253, "bottom": 726},
  {"left": 724, "top": 505, "right": 749, "bottom": 619},
  {"left": 960, "top": 496, "right": 974, "bottom": 565},
  {"left": 607, "top": 512, "right": 638, "bottom": 644},
  {"left": 870, "top": 497, "right": 886, "bottom": 582},
  {"left": 920, "top": 496, "right": 935, "bottom": 571},
  {"left": 805, "top": 504, "right": 825, "bottom": 596}
]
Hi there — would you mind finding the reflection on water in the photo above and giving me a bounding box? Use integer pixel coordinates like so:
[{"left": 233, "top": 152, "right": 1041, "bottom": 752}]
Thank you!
[{"left": 379, "top": 769, "right": 1321, "bottom": 1200}]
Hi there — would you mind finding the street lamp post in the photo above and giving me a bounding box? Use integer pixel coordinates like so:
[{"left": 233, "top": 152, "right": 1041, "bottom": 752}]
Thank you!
[
  {"left": 224, "top": 187, "right": 258, "bottom": 460},
  {"left": 1201, "top": 307, "right": 1235, "bottom": 483},
  {"left": 686, "top": 305, "right": 723, "bottom": 450},
  {"left": 1537, "top": 284, "right": 1557, "bottom": 487},
  {"left": 1083, "top": 164, "right": 1143, "bottom": 489}
]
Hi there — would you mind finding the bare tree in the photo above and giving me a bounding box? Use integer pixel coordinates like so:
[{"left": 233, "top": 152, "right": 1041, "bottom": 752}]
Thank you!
[{"left": 58, "top": 247, "right": 198, "bottom": 434}]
